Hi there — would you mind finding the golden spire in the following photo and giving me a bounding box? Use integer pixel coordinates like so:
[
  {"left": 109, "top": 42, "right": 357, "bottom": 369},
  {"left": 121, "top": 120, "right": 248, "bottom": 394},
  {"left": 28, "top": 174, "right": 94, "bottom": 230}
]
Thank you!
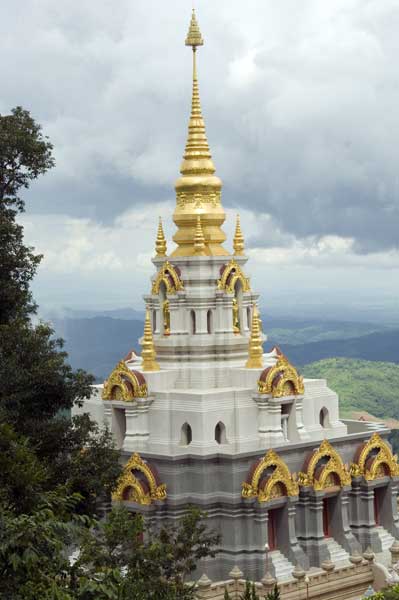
[
  {"left": 171, "top": 10, "right": 228, "bottom": 258},
  {"left": 233, "top": 214, "right": 245, "bottom": 255},
  {"left": 245, "top": 306, "right": 264, "bottom": 369},
  {"left": 194, "top": 215, "right": 206, "bottom": 255},
  {"left": 155, "top": 217, "right": 167, "bottom": 257},
  {"left": 141, "top": 310, "right": 160, "bottom": 371}
]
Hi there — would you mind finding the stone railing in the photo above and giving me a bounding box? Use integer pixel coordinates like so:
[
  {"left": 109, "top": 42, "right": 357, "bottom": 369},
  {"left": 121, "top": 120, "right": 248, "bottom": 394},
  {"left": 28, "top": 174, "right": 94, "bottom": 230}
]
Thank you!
[{"left": 194, "top": 552, "right": 376, "bottom": 600}]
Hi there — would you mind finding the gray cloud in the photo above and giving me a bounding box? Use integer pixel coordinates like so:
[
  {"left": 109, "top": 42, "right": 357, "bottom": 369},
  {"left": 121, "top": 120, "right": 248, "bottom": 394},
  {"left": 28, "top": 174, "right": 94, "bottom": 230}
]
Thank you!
[{"left": 1, "top": 0, "right": 399, "bottom": 252}]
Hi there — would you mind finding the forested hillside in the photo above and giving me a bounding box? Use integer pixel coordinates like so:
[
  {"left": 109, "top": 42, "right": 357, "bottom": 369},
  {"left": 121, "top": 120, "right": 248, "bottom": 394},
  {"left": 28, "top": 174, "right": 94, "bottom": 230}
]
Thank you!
[{"left": 302, "top": 358, "right": 399, "bottom": 419}]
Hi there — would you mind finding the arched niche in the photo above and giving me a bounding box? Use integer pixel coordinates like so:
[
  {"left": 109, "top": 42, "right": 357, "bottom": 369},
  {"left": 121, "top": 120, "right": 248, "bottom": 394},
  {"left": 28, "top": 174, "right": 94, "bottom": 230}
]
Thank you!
[
  {"left": 319, "top": 407, "right": 330, "bottom": 428},
  {"left": 190, "top": 310, "right": 196, "bottom": 335},
  {"left": 215, "top": 421, "right": 227, "bottom": 445},
  {"left": 180, "top": 422, "right": 192, "bottom": 446},
  {"left": 207, "top": 309, "right": 213, "bottom": 334}
]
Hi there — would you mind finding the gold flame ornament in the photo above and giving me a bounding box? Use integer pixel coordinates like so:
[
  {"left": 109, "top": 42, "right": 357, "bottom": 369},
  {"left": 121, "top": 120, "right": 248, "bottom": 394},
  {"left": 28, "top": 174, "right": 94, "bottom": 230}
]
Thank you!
[
  {"left": 245, "top": 306, "right": 264, "bottom": 369},
  {"left": 155, "top": 217, "right": 167, "bottom": 257},
  {"left": 233, "top": 214, "right": 245, "bottom": 255},
  {"left": 141, "top": 310, "right": 160, "bottom": 371},
  {"left": 172, "top": 10, "right": 228, "bottom": 257}
]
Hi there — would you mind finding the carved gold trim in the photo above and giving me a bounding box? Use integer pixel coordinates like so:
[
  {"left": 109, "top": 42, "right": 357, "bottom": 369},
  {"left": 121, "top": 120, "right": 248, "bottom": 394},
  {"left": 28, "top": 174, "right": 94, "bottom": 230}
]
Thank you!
[
  {"left": 102, "top": 361, "right": 147, "bottom": 401},
  {"left": 258, "top": 354, "right": 304, "bottom": 398},
  {"left": 350, "top": 433, "right": 399, "bottom": 481},
  {"left": 242, "top": 449, "right": 299, "bottom": 502},
  {"left": 298, "top": 439, "right": 351, "bottom": 491},
  {"left": 217, "top": 260, "right": 250, "bottom": 294},
  {"left": 151, "top": 261, "right": 184, "bottom": 295},
  {"left": 112, "top": 452, "right": 167, "bottom": 504}
]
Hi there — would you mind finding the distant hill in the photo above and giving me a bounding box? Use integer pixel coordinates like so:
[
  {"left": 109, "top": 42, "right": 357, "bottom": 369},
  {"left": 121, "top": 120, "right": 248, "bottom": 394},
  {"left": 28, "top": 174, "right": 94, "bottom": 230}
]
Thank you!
[
  {"left": 49, "top": 313, "right": 397, "bottom": 382},
  {"left": 281, "top": 329, "right": 399, "bottom": 366},
  {"left": 52, "top": 317, "right": 143, "bottom": 381},
  {"left": 302, "top": 358, "right": 399, "bottom": 419}
]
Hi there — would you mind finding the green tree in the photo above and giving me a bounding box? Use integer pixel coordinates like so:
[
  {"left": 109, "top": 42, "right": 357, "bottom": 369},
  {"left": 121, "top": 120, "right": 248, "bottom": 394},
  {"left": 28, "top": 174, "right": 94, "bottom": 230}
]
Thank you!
[
  {"left": 76, "top": 506, "right": 220, "bottom": 599},
  {"left": 0, "top": 107, "right": 121, "bottom": 517}
]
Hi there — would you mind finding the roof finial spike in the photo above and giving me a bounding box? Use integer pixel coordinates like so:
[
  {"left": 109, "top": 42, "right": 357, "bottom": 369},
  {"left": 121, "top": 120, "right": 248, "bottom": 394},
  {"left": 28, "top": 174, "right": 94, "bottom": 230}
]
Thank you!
[
  {"left": 155, "top": 217, "right": 167, "bottom": 257},
  {"left": 245, "top": 305, "right": 264, "bottom": 369},
  {"left": 194, "top": 215, "right": 207, "bottom": 255},
  {"left": 172, "top": 11, "right": 227, "bottom": 257},
  {"left": 141, "top": 310, "right": 160, "bottom": 372},
  {"left": 233, "top": 213, "right": 245, "bottom": 255}
]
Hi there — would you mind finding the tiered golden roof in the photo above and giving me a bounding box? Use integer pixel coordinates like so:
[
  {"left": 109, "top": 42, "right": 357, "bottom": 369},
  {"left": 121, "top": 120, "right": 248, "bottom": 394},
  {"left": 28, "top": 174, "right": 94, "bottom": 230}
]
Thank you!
[
  {"left": 233, "top": 214, "right": 245, "bottom": 255},
  {"left": 171, "top": 9, "right": 228, "bottom": 257},
  {"left": 245, "top": 306, "right": 264, "bottom": 369},
  {"left": 155, "top": 217, "right": 167, "bottom": 257},
  {"left": 141, "top": 310, "right": 159, "bottom": 371}
]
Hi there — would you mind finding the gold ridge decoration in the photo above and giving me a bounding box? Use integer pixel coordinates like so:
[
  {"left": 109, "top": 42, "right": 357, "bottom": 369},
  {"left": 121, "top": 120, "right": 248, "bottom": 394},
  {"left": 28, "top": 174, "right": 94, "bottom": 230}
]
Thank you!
[
  {"left": 194, "top": 215, "right": 207, "bottom": 255},
  {"left": 258, "top": 352, "right": 304, "bottom": 397},
  {"left": 112, "top": 452, "right": 167, "bottom": 504},
  {"left": 233, "top": 214, "right": 245, "bottom": 255},
  {"left": 242, "top": 449, "right": 299, "bottom": 502},
  {"left": 245, "top": 305, "right": 264, "bottom": 369},
  {"left": 298, "top": 440, "right": 351, "bottom": 491},
  {"left": 151, "top": 261, "right": 184, "bottom": 295},
  {"left": 102, "top": 361, "right": 147, "bottom": 401},
  {"left": 350, "top": 433, "right": 399, "bottom": 481},
  {"left": 217, "top": 260, "right": 250, "bottom": 294},
  {"left": 172, "top": 10, "right": 228, "bottom": 257},
  {"left": 141, "top": 310, "right": 160, "bottom": 371},
  {"left": 155, "top": 217, "right": 167, "bottom": 257}
]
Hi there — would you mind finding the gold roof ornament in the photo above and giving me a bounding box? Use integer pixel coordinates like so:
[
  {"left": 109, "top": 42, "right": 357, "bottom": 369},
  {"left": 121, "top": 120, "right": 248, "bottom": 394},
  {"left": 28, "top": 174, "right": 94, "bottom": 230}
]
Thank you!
[
  {"left": 258, "top": 352, "right": 305, "bottom": 397},
  {"left": 102, "top": 360, "right": 147, "bottom": 401},
  {"left": 155, "top": 217, "right": 167, "bottom": 257},
  {"left": 141, "top": 310, "right": 160, "bottom": 371},
  {"left": 245, "top": 306, "right": 264, "bottom": 369},
  {"left": 172, "top": 10, "right": 228, "bottom": 257},
  {"left": 297, "top": 439, "right": 351, "bottom": 491},
  {"left": 242, "top": 449, "right": 299, "bottom": 502},
  {"left": 350, "top": 433, "right": 399, "bottom": 481},
  {"left": 194, "top": 215, "right": 206, "bottom": 255},
  {"left": 233, "top": 214, "right": 245, "bottom": 255},
  {"left": 112, "top": 452, "right": 167, "bottom": 504}
]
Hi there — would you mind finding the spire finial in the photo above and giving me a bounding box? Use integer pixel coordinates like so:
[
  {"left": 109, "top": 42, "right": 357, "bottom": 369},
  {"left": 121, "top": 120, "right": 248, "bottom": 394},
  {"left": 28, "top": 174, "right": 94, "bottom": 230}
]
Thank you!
[
  {"left": 185, "top": 8, "right": 204, "bottom": 48},
  {"left": 141, "top": 310, "right": 160, "bottom": 371},
  {"left": 172, "top": 11, "right": 227, "bottom": 257},
  {"left": 155, "top": 217, "right": 167, "bottom": 257},
  {"left": 245, "top": 306, "right": 264, "bottom": 369},
  {"left": 233, "top": 214, "right": 245, "bottom": 255},
  {"left": 194, "top": 215, "right": 206, "bottom": 255}
]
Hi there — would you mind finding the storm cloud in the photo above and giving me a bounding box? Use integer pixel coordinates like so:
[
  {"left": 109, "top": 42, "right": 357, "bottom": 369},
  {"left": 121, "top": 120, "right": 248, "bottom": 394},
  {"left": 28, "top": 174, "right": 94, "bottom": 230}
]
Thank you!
[{"left": 2, "top": 0, "right": 399, "bottom": 309}]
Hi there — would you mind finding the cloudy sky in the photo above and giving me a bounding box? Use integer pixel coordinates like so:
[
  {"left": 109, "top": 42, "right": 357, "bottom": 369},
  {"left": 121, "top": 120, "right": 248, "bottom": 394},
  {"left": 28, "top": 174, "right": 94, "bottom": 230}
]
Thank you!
[{"left": 2, "top": 0, "right": 399, "bottom": 317}]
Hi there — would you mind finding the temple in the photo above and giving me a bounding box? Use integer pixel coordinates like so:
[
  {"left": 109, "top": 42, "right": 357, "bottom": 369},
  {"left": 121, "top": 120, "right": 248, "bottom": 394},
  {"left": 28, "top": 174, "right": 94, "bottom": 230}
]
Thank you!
[{"left": 74, "top": 10, "right": 399, "bottom": 583}]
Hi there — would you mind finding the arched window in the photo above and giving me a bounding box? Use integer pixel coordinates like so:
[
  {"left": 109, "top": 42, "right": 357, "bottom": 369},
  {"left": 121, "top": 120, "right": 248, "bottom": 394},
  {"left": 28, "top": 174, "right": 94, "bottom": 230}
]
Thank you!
[
  {"left": 190, "top": 310, "right": 196, "bottom": 335},
  {"left": 207, "top": 309, "right": 213, "bottom": 334},
  {"left": 319, "top": 407, "right": 330, "bottom": 428},
  {"left": 247, "top": 306, "right": 251, "bottom": 329},
  {"left": 180, "top": 422, "right": 192, "bottom": 446},
  {"left": 215, "top": 421, "right": 227, "bottom": 445},
  {"left": 233, "top": 280, "right": 243, "bottom": 334},
  {"left": 159, "top": 281, "right": 167, "bottom": 335},
  {"left": 152, "top": 310, "right": 157, "bottom": 333}
]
